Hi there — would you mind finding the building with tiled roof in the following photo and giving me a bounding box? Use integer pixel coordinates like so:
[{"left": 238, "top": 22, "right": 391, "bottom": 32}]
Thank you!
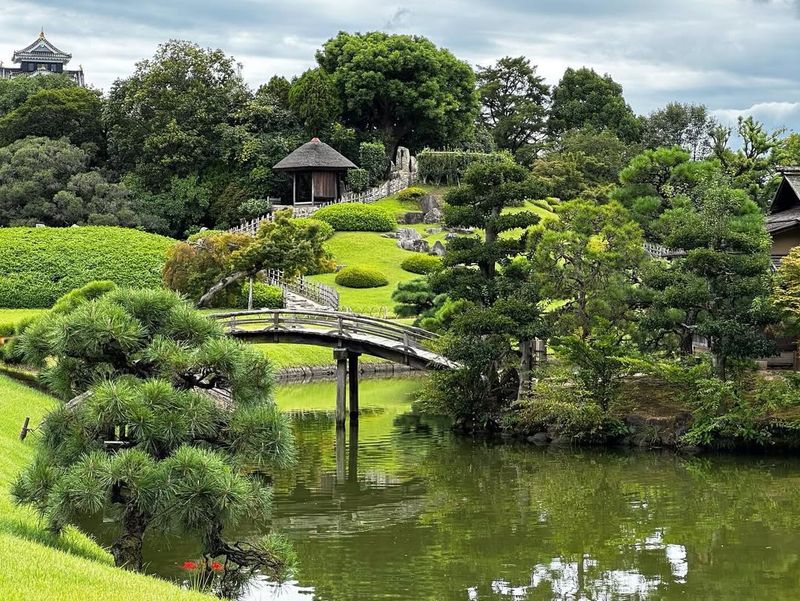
[{"left": 0, "top": 31, "right": 85, "bottom": 86}]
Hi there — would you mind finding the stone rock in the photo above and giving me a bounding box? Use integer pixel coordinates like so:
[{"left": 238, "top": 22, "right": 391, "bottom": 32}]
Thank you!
[
  {"left": 549, "top": 435, "right": 571, "bottom": 446},
  {"left": 398, "top": 239, "right": 430, "bottom": 253},
  {"left": 426, "top": 227, "right": 442, "bottom": 234},
  {"left": 401, "top": 211, "right": 425, "bottom": 224},
  {"left": 420, "top": 194, "right": 441, "bottom": 214},
  {"left": 381, "top": 232, "right": 399, "bottom": 239},
  {"left": 395, "top": 146, "right": 412, "bottom": 172},
  {"left": 396, "top": 228, "right": 421, "bottom": 241},
  {"left": 430, "top": 240, "right": 446, "bottom": 256},
  {"left": 423, "top": 207, "right": 443, "bottom": 223},
  {"left": 409, "top": 156, "right": 418, "bottom": 173},
  {"left": 445, "top": 232, "right": 458, "bottom": 241},
  {"left": 528, "top": 432, "right": 550, "bottom": 445}
]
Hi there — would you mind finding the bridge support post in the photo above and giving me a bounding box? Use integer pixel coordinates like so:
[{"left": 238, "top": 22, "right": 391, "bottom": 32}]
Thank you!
[
  {"left": 334, "top": 347, "right": 348, "bottom": 427},
  {"left": 348, "top": 351, "right": 360, "bottom": 420}
]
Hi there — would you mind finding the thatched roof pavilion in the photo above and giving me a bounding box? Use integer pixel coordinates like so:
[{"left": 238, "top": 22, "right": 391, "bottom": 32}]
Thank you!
[{"left": 274, "top": 138, "right": 357, "bottom": 205}]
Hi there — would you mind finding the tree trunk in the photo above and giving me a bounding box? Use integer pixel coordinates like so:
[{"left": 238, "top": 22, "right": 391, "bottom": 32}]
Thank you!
[
  {"left": 197, "top": 271, "right": 249, "bottom": 308},
  {"left": 711, "top": 352, "right": 726, "bottom": 380},
  {"left": 679, "top": 330, "right": 694, "bottom": 355},
  {"left": 111, "top": 505, "right": 148, "bottom": 571}
]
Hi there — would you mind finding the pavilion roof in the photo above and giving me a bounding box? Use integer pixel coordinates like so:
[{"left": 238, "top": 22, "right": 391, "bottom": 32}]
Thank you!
[
  {"left": 769, "top": 167, "right": 800, "bottom": 215},
  {"left": 273, "top": 138, "right": 357, "bottom": 171},
  {"left": 13, "top": 31, "right": 72, "bottom": 65}
]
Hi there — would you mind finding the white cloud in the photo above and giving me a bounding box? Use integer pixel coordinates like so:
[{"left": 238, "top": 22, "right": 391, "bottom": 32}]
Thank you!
[{"left": 713, "top": 102, "right": 800, "bottom": 131}]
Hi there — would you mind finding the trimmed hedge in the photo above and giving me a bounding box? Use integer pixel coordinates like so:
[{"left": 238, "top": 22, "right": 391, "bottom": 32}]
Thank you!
[
  {"left": 417, "top": 150, "right": 511, "bottom": 185},
  {"left": 401, "top": 254, "right": 443, "bottom": 275},
  {"left": 241, "top": 281, "right": 284, "bottom": 309},
  {"left": 346, "top": 168, "right": 370, "bottom": 193},
  {"left": 335, "top": 266, "right": 389, "bottom": 288},
  {"left": 0, "top": 227, "right": 175, "bottom": 308},
  {"left": 314, "top": 203, "right": 396, "bottom": 232}
]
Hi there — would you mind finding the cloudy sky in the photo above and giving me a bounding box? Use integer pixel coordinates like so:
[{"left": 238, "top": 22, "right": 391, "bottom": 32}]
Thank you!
[{"left": 1, "top": 0, "right": 798, "bottom": 132}]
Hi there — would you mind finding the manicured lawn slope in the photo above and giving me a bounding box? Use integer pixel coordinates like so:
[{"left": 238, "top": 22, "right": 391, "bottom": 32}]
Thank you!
[
  {"left": 0, "top": 375, "right": 209, "bottom": 601},
  {"left": 0, "top": 227, "right": 175, "bottom": 308},
  {"left": 308, "top": 232, "right": 422, "bottom": 313}
]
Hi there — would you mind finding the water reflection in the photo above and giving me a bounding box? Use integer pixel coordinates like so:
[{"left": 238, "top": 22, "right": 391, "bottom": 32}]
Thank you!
[{"left": 83, "top": 379, "right": 800, "bottom": 600}]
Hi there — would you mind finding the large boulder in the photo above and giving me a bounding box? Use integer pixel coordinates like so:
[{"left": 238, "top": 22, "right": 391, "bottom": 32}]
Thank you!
[
  {"left": 398, "top": 238, "right": 430, "bottom": 253},
  {"left": 423, "top": 207, "right": 443, "bottom": 224},
  {"left": 420, "top": 194, "right": 440, "bottom": 214},
  {"left": 401, "top": 212, "right": 425, "bottom": 224},
  {"left": 395, "top": 146, "right": 412, "bottom": 172},
  {"left": 430, "top": 240, "right": 446, "bottom": 256},
  {"left": 396, "top": 228, "right": 421, "bottom": 241}
]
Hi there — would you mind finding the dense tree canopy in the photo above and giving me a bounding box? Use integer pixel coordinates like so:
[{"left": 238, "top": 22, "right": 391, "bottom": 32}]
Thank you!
[
  {"left": 549, "top": 67, "right": 642, "bottom": 142},
  {"left": 106, "top": 40, "right": 249, "bottom": 190},
  {"left": 476, "top": 56, "right": 549, "bottom": 161},
  {"left": 316, "top": 31, "right": 479, "bottom": 155},
  {"left": 641, "top": 102, "right": 715, "bottom": 160}
]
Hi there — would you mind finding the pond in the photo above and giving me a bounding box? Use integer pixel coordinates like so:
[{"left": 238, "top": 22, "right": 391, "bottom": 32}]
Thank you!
[{"left": 89, "top": 378, "right": 800, "bottom": 600}]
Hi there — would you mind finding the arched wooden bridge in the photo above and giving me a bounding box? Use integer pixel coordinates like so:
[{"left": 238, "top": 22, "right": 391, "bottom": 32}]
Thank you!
[{"left": 213, "top": 310, "right": 457, "bottom": 425}]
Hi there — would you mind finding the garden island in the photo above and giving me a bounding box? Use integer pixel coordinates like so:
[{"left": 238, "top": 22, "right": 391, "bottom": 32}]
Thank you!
[{"left": 1, "top": 23, "right": 800, "bottom": 601}]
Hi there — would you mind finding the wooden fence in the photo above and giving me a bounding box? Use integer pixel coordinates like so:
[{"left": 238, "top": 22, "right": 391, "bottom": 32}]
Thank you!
[{"left": 265, "top": 268, "right": 339, "bottom": 310}]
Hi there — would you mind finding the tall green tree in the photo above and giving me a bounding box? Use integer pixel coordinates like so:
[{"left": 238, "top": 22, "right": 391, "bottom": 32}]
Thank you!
[
  {"left": 646, "top": 177, "right": 776, "bottom": 378},
  {"left": 476, "top": 56, "right": 549, "bottom": 161},
  {"left": 105, "top": 40, "right": 250, "bottom": 190},
  {"left": 0, "top": 73, "right": 76, "bottom": 116},
  {"left": 288, "top": 68, "right": 341, "bottom": 136},
  {"left": 12, "top": 288, "right": 295, "bottom": 588},
  {"left": 315, "top": 31, "right": 478, "bottom": 156},
  {"left": 642, "top": 102, "right": 716, "bottom": 160},
  {"left": 530, "top": 200, "right": 646, "bottom": 407},
  {"left": 549, "top": 67, "right": 642, "bottom": 142},
  {"left": 423, "top": 160, "right": 546, "bottom": 423}
]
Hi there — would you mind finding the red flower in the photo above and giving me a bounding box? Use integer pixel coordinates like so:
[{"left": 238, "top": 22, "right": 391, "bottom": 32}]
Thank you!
[
  {"left": 210, "top": 561, "right": 224, "bottom": 572},
  {"left": 182, "top": 561, "right": 198, "bottom": 570}
]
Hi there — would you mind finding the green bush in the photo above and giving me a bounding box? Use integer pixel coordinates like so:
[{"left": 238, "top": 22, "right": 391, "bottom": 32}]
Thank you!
[
  {"left": 396, "top": 187, "right": 428, "bottom": 205},
  {"left": 516, "top": 398, "right": 627, "bottom": 443},
  {"left": 360, "top": 141, "right": 388, "bottom": 185},
  {"left": 314, "top": 203, "right": 396, "bottom": 232},
  {"left": 187, "top": 229, "right": 225, "bottom": 242},
  {"left": 290, "top": 217, "right": 335, "bottom": 240},
  {"left": 335, "top": 266, "right": 389, "bottom": 288},
  {"left": 346, "top": 168, "right": 370, "bottom": 193},
  {"left": 0, "top": 227, "right": 175, "bottom": 308},
  {"left": 241, "top": 282, "right": 284, "bottom": 309},
  {"left": 401, "top": 254, "right": 443, "bottom": 275}
]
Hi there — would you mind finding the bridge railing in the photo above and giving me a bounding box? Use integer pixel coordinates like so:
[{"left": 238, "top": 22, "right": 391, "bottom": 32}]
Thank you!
[{"left": 213, "top": 309, "right": 438, "bottom": 352}]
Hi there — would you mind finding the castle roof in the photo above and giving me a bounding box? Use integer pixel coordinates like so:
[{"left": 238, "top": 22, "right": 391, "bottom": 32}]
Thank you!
[{"left": 13, "top": 31, "right": 72, "bottom": 65}]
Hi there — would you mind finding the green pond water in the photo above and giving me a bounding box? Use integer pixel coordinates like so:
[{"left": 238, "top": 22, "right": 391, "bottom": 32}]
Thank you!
[{"left": 89, "top": 378, "right": 800, "bottom": 600}]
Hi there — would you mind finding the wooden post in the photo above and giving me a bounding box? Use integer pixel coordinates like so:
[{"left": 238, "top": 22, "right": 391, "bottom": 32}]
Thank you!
[
  {"left": 247, "top": 276, "right": 254, "bottom": 310},
  {"left": 334, "top": 347, "right": 348, "bottom": 427},
  {"left": 311, "top": 171, "right": 316, "bottom": 204},
  {"left": 292, "top": 173, "right": 296, "bottom": 204},
  {"left": 348, "top": 351, "right": 360, "bottom": 420}
]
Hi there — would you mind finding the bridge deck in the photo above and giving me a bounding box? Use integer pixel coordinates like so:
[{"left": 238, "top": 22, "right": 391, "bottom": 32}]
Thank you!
[{"left": 214, "top": 310, "right": 457, "bottom": 370}]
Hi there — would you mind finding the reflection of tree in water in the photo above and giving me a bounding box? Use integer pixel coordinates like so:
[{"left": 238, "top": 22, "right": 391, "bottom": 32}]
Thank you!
[{"left": 269, "top": 409, "right": 800, "bottom": 601}]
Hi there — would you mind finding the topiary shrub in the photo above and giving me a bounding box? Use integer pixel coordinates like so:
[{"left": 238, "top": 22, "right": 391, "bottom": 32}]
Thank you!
[
  {"left": 51, "top": 280, "right": 117, "bottom": 315},
  {"left": 346, "top": 168, "right": 370, "bottom": 193},
  {"left": 396, "top": 187, "right": 427, "bottom": 204},
  {"left": 335, "top": 266, "right": 389, "bottom": 288},
  {"left": 401, "top": 254, "right": 443, "bottom": 275},
  {"left": 239, "top": 281, "right": 284, "bottom": 309},
  {"left": 314, "top": 203, "right": 396, "bottom": 232}
]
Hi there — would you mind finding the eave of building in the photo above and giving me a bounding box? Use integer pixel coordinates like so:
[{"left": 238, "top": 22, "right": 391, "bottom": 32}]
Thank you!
[{"left": 12, "top": 35, "right": 72, "bottom": 65}]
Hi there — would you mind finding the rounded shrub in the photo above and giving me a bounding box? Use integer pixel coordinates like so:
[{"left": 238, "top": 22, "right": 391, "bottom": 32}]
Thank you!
[
  {"left": 396, "top": 186, "right": 427, "bottom": 204},
  {"left": 335, "top": 266, "right": 389, "bottom": 289},
  {"left": 314, "top": 203, "right": 396, "bottom": 232},
  {"left": 401, "top": 254, "right": 443, "bottom": 275},
  {"left": 245, "top": 282, "right": 284, "bottom": 309}
]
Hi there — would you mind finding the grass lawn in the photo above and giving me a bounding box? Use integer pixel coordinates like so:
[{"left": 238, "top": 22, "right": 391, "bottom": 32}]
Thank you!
[
  {"left": 0, "top": 308, "right": 46, "bottom": 334},
  {"left": 0, "top": 375, "right": 209, "bottom": 601},
  {"left": 308, "top": 232, "right": 423, "bottom": 314},
  {"left": 372, "top": 184, "right": 450, "bottom": 219},
  {"left": 255, "top": 343, "right": 387, "bottom": 369}
]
